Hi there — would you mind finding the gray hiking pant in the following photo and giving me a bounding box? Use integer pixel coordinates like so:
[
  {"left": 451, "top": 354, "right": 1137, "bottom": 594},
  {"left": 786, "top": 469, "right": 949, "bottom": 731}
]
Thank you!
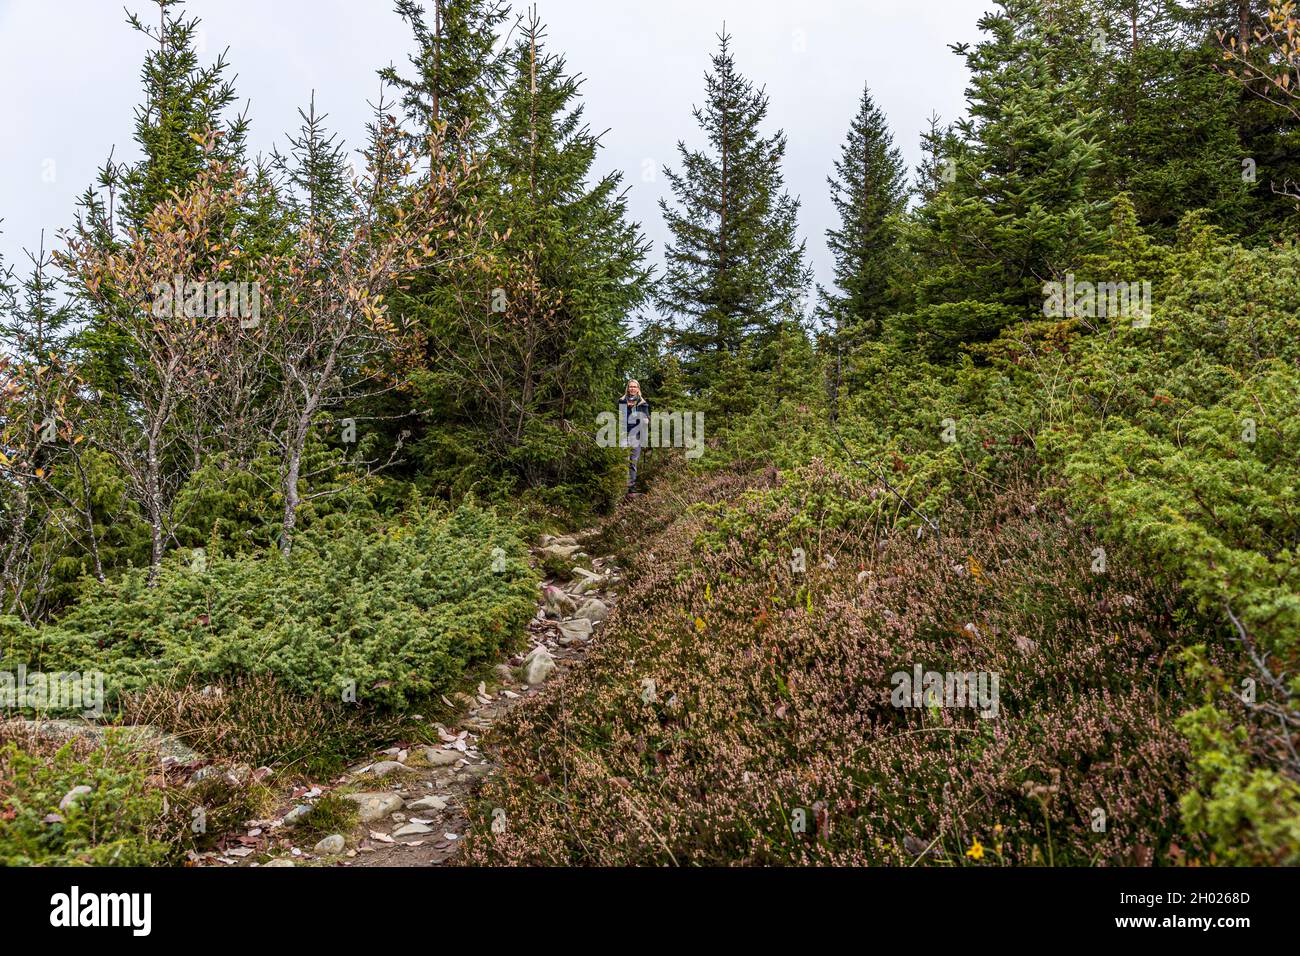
[{"left": 627, "top": 444, "right": 642, "bottom": 490}]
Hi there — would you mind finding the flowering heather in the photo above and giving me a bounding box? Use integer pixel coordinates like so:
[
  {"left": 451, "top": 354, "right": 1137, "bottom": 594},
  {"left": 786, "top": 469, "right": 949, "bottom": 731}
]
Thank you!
[{"left": 460, "top": 463, "right": 1217, "bottom": 865}]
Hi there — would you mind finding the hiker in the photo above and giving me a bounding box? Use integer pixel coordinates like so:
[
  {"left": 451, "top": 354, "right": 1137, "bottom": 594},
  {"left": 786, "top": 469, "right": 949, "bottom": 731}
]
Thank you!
[{"left": 619, "top": 379, "right": 650, "bottom": 494}]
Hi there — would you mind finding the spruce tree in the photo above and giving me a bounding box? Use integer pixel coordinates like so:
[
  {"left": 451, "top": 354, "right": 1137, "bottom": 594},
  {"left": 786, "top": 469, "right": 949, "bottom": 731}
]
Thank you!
[
  {"left": 0, "top": 238, "right": 114, "bottom": 612},
  {"left": 416, "top": 13, "right": 649, "bottom": 488},
  {"left": 819, "top": 84, "right": 906, "bottom": 340},
  {"left": 271, "top": 94, "right": 356, "bottom": 239},
  {"left": 74, "top": 0, "right": 249, "bottom": 390},
  {"left": 1056, "top": 0, "right": 1259, "bottom": 237},
  {"left": 378, "top": 0, "right": 513, "bottom": 475},
  {"left": 657, "top": 31, "right": 811, "bottom": 390},
  {"left": 911, "top": 113, "right": 956, "bottom": 216},
  {"left": 894, "top": 1, "right": 1104, "bottom": 354},
  {"left": 117, "top": 0, "right": 249, "bottom": 232},
  {"left": 380, "top": 0, "right": 512, "bottom": 169}
]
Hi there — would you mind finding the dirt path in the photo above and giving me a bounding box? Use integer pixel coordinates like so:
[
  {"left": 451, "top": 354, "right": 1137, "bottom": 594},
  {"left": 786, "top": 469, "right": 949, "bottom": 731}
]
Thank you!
[{"left": 195, "top": 530, "right": 617, "bottom": 867}]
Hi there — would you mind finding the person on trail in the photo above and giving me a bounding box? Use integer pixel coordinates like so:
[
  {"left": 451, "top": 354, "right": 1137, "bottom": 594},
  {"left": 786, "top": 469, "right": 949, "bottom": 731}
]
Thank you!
[{"left": 619, "top": 379, "right": 650, "bottom": 495}]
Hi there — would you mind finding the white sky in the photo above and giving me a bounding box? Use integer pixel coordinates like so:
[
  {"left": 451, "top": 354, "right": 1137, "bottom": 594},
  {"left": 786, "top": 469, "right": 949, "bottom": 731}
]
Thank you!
[{"left": 0, "top": 0, "right": 989, "bottom": 313}]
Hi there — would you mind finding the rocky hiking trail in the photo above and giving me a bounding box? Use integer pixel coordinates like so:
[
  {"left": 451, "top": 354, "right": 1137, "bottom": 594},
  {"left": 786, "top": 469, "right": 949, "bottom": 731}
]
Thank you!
[{"left": 195, "top": 530, "right": 618, "bottom": 867}]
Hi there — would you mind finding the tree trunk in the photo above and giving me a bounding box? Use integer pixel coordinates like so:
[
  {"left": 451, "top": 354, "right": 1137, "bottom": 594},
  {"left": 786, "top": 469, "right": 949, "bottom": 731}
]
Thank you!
[
  {"left": 146, "top": 431, "right": 164, "bottom": 586},
  {"left": 279, "top": 417, "right": 308, "bottom": 557},
  {"left": 431, "top": 0, "right": 442, "bottom": 172},
  {"left": 1, "top": 484, "right": 30, "bottom": 613},
  {"left": 75, "top": 456, "right": 106, "bottom": 582}
]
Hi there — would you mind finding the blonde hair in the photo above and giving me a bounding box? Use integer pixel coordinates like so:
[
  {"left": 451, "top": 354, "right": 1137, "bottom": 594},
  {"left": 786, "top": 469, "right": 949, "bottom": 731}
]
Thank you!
[{"left": 622, "top": 380, "right": 644, "bottom": 402}]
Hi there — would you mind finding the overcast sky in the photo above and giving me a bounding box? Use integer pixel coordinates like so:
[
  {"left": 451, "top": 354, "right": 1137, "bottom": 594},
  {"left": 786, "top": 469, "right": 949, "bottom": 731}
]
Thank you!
[{"left": 0, "top": 0, "right": 989, "bottom": 314}]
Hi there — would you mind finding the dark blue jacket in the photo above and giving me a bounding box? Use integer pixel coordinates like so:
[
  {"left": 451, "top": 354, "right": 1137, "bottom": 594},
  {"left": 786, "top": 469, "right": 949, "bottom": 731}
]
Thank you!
[{"left": 618, "top": 396, "right": 650, "bottom": 444}]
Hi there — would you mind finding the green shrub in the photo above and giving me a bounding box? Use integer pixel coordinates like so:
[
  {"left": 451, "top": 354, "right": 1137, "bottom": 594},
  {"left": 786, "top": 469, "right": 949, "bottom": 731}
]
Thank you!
[
  {"left": 0, "top": 729, "right": 169, "bottom": 866},
  {"left": 17, "top": 503, "right": 538, "bottom": 709},
  {"left": 295, "top": 792, "right": 359, "bottom": 840},
  {"left": 1038, "top": 224, "right": 1300, "bottom": 862}
]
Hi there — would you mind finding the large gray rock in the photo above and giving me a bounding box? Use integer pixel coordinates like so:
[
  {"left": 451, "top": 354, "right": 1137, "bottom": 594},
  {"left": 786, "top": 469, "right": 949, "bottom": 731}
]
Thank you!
[
  {"left": 367, "top": 760, "right": 407, "bottom": 778},
  {"left": 58, "top": 785, "right": 93, "bottom": 810},
  {"left": 570, "top": 575, "right": 606, "bottom": 597},
  {"left": 422, "top": 747, "right": 460, "bottom": 767},
  {"left": 575, "top": 598, "right": 608, "bottom": 623},
  {"left": 539, "top": 544, "right": 581, "bottom": 563},
  {"left": 542, "top": 584, "right": 577, "bottom": 618},
  {"left": 314, "top": 834, "right": 346, "bottom": 855},
  {"left": 343, "top": 791, "right": 404, "bottom": 822},
  {"left": 407, "top": 795, "right": 448, "bottom": 811},
  {"left": 282, "top": 804, "right": 313, "bottom": 827},
  {"left": 557, "top": 618, "right": 593, "bottom": 644},
  {"left": 523, "top": 645, "right": 556, "bottom": 685}
]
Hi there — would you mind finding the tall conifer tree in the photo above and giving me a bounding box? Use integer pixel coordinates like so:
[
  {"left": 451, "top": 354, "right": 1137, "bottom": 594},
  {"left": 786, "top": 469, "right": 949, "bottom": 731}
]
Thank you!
[
  {"left": 819, "top": 84, "right": 907, "bottom": 340},
  {"left": 415, "top": 13, "right": 649, "bottom": 489},
  {"left": 380, "top": 0, "right": 513, "bottom": 169},
  {"left": 117, "top": 0, "right": 249, "bottom": 232},
  {"left": 894, "top": 1, "right": 1104, "bottom": 354},
  {"left": 657, "top": 31, "right": 811, "bottom": 390}
]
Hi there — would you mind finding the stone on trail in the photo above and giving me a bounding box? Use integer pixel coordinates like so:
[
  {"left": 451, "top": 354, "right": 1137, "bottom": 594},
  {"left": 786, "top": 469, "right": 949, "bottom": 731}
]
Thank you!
[
  {"left": 557, "top": 618, "right": 593, "bottom": 643},
  {"left": 423, "top": 747, "right": 460, "bottom": 766},
  {"left": 282, "top": 804, "right": 313, "bottom": 826},
  {"left": 523, "top": 645, "right": 556, "bottom": 685},
  {"left": 367, "top": 760, "right": 407, "bottom": 778},
  {"left": 540, "top": 543, "right": 581, "bottom": 562},
  {"left": 570, "top": 575, "right": 606, "bottom": 597},
  {"left": 314, "top": 834, "right": 346, "bottom": 855},
  {"left": 575, "top": 598, "right": 608, "bottom": 623},
  {"left": 407, "top": 795, "right": 449, "bottom": 811},
  {"left": 542, "top": 584, "right": 577, "bottom": 618},
  {"left": 393, "top": 822, "right": 433, "bottom": 837},
  {"left": 344, "top": 791, "right": 405, "bottom": 822}
]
